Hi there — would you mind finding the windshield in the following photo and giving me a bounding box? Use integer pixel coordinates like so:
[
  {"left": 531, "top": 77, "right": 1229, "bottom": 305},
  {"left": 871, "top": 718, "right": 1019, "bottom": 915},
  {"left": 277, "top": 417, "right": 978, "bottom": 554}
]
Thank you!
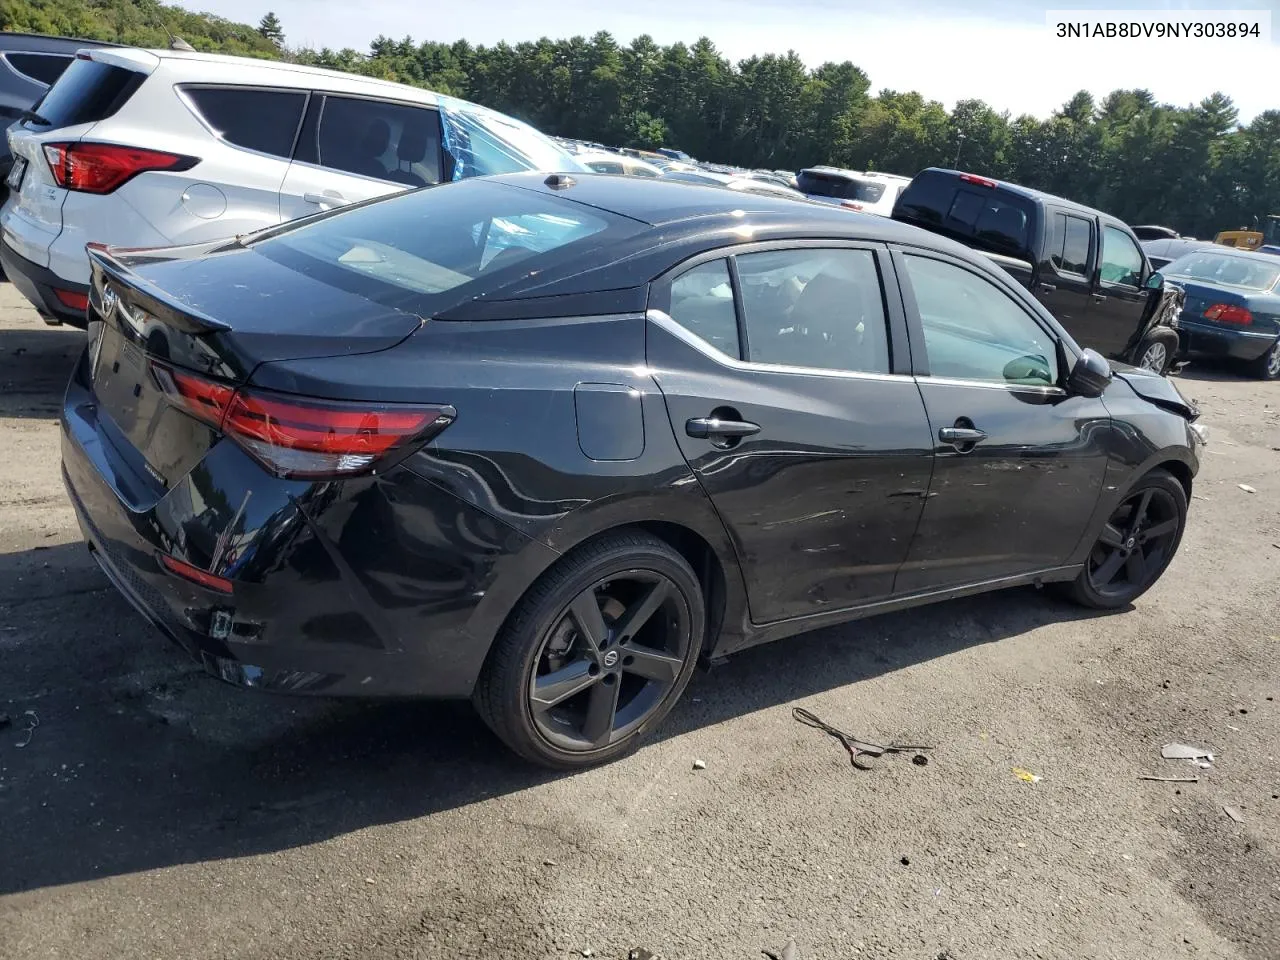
[
  {"left": 440, "top": 104, "right": 585, "bottom": 178},
  {"left": 796, "top": 171, "right": 886, "bottom": 202},
  {"left": 252, "top": 178, "right": 623, "bottom": 312},
  {"left": 1164, "top": 251, "right": 1280, "bottom": 291}
]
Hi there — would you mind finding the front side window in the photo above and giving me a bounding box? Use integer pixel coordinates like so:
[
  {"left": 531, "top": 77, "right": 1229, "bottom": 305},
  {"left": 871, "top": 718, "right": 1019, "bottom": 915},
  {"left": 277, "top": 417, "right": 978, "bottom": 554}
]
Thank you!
[
  {"left": 1100, "top": 226, "right": 1144, "bottom": 287},
  {"left": 317, "top": 96, "right": 442, "bottom": 186},
  {"left": 667, "top": 259, "right": 739, "bottom": 357},
  {"left": 735, "top": 248, "right": 890, "bottom": 374},
  {"left": 903, "top": 255, "right": 1058, "bottom": 386},
  {"left": 184, "top": 87, "right": 307, "bottom": 160}
]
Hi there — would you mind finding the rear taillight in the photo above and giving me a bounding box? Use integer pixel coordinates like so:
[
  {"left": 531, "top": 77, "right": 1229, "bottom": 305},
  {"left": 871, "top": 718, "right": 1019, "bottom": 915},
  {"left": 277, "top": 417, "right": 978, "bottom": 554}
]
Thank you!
[
  {"left": 1204, "top": 303, "right": 1253, "bottom": 325},
  {"left": 52, "top": 288, "right": 89, "bottom": 312},
  {"left": 150, "top": 361, "right": 453, "bottom": 479},
  {"left": 160, "top": 554, "right": 233, "bottom": 593},
  {"left": 959, "top": 172, "right": 997, "bottom": 188},
  {"left": 840, "top": 200, "right": 864, "bottom": 211},
  {"left": 43, "top": 142, "right": 197, "bottom": 194}
]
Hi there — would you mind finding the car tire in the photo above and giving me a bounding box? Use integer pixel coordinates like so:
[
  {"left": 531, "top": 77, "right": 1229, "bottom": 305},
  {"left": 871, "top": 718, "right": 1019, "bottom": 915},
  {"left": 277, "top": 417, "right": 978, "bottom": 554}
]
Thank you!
[
  {"left": 473, "top": 529, "right": 705, "bottom": 769},
  {"left": 1134, "top": 335, "right": 1173, "bottom": 375},
  {"left": 1062, "top": 468, "right": 1187, "bottom": 610},
  {"left": 1248, "top": 339, "right": 1280, "bottom": 381}
]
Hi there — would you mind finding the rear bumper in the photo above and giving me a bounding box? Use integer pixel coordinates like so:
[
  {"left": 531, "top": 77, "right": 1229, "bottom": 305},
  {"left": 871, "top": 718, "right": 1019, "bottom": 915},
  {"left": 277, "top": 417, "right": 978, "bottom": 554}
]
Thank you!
[
  {"left": 1, "top": 238, "right": 88, "bottom": 326},
  {"left": 61, "top": 359, "right": 544, "bottom": 698},
  {"left": 1177, "top": 318, "right": 1276, "bottom": 362}
]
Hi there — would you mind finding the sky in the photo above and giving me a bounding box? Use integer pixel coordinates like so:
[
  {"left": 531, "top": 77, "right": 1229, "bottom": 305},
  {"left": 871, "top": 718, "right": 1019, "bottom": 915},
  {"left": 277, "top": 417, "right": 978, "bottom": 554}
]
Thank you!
[{"left": 175, "top": 0, "right": 1279, "bottom": 123}]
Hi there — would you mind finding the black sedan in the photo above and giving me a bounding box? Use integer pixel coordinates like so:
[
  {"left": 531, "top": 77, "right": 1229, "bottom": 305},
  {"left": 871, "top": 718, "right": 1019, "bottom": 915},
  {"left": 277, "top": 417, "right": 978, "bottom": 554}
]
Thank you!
[
  {"left": 63, "top": 173, "right": 1203, "bottom": 768},
  {"left": 1160, "top": 246, "right": 1280, "bottom": 379}
]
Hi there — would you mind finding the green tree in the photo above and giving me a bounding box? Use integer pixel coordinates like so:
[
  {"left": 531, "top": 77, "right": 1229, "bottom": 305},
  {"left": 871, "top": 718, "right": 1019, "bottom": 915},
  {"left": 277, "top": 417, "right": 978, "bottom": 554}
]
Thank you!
[{"left": 257, "top": 11, "right": 284, "bottom": 47}]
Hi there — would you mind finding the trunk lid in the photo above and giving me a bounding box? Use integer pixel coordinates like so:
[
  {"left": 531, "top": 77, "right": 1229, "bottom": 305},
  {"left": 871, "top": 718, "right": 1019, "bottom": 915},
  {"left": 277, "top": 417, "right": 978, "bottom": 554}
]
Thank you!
[
  {"left": 1175, "top": 279, "right": 1278, "bottom": 333},
  {"left": 86, "top": 243, "right": 423, "bottom": 489},
  {"left": 1, "top": 51, "right": 153, "bottom": 265}
]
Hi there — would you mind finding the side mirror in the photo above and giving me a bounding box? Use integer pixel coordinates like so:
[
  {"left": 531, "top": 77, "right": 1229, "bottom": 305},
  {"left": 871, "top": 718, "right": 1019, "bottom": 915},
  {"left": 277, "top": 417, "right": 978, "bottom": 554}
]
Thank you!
[
  {"left": 1067, "top": 348, "right": 1112, "bottom": 398},
  {"left": 1145, "top": 270, "right": 1164, "bottom": 290}
]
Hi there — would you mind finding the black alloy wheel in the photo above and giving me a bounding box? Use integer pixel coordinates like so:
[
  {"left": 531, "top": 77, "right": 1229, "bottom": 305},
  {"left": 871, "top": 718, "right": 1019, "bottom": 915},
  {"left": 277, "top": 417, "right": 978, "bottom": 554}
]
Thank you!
[
  {"left": 474, "top": 531, "right": 704, "bottom": 768},
  {"left": 1065, "top": 469, "right": 1187, "bottom": 609}
]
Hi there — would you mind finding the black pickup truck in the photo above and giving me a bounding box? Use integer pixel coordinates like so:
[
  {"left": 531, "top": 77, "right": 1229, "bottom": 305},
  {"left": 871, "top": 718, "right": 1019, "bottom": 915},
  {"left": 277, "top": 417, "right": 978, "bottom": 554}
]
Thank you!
[{"left": 892, "top": 168, "right": 1183, "bottom": 374}]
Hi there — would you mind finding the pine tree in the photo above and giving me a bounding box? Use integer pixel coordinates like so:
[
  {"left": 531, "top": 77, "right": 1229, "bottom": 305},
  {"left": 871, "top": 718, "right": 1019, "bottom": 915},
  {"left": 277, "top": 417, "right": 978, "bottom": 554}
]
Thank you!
[{"left": 258, "top": 12, "right": 285, "bottom": 47}]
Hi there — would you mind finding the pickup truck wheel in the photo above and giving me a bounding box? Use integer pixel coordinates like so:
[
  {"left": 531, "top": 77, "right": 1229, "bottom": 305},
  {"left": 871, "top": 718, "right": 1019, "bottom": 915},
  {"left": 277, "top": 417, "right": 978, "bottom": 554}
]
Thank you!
[
  {"left": 1135, "top": 337, "right": 1171, "bottom": 375},
  {"left": 1248, "top": 339, "right": 1280, "bottom": 381}
]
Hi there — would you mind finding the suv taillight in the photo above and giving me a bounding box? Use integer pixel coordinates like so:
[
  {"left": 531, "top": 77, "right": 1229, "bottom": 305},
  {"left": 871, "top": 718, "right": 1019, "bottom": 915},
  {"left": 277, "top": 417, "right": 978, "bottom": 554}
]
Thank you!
[
  {"left": 43, "top": 142, "right": 198, "bottom": 194},
  {"left": 150, "top": 362, "right": 455, "bottom": 479}
]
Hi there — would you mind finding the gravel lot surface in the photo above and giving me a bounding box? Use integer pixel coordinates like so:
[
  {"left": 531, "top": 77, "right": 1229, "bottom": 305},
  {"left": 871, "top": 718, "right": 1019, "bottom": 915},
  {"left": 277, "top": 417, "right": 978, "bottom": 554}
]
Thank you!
[{"left": 1, "top": 285, "right": 1277, "bottom": 960}]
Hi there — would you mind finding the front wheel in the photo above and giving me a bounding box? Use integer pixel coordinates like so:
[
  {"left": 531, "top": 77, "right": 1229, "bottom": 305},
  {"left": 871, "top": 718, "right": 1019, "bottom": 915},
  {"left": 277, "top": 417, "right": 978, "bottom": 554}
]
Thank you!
[
  {"left": 1063, "top": 469, "right": 1187, "bottom": 610},
  {"left": 1248, "top": 339, "right": 1280, "bottom": 381},
  {"left": 1135, "top": 336, "right": 1173, "bottom": 375},
  {"left": 473, "top": 530, "right": 705, "bottom": 769}
]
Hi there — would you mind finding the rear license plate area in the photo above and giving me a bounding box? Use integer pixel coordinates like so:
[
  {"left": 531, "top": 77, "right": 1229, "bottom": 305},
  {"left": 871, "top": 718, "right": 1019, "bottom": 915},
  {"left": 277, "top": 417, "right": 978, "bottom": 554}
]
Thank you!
[{"left": 6, "top": 156, "right": 26, "bottom": 191}]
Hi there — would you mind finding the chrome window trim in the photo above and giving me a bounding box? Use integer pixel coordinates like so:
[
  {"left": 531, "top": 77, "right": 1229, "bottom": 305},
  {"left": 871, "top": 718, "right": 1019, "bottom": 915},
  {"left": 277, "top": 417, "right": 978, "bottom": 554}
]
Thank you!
[
  {"left": 920, "top": 376, "right": 1067, "bottom": 395},
  {"left": 647, "top": 308, "right": 912, "bottom": 384}
]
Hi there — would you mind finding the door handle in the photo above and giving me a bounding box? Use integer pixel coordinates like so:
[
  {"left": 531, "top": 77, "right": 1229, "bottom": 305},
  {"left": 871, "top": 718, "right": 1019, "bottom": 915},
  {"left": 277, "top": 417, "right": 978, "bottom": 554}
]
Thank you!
[
  {"left": 303, "top": 191, "right": 345, "bottom": 206},
  {"left": 1037, "top": 282, "right": 1056, "bottom": 295},
  {"left": 686, "top": 417, "right": 761, "bottom": 440},
  {"left": 1091, "top": 293, "right": 1107, "bottom": 303},
  {"left": 938, "top": 426, "right": 988, "bottom": 445}
]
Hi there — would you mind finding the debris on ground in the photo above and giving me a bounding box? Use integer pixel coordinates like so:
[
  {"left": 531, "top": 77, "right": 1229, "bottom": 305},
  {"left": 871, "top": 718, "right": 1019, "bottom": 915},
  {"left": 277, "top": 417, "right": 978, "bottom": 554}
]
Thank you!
[
  {"left": 627, "top": 949, "right": 658, "bottom": 960},
  {"left": 1138, "top": 775, "right": 1199, "bottom": 783},
  {"left": 912, "top": 754, "right": 929, "bottom": 766},
  {"left": 791, "top": 707, "right": 932, "bottom": 771},
  {"left": 1161, "top": 742, "right": 1214, "bottom": 762},
  {"left": 692, "top": 758, "right": 706, "bottom": 770},
  {"left": 580, "top": 949, "right": 595, "bottom": 958},
  {"left": 762, "top": 939, "right": 799, "bottom": 960},
  {"left": 13, "top": 709, "right": 38, "bottom": 748},
  {"left": 1223, "top": 805, "right": 1245, "bottom": 824},
  {"left": 1012, "top": 767, "right": 1041, "bottom": 783},
  {"left": 1238, "top": 483, "right": 1257, "bottom": 494}
]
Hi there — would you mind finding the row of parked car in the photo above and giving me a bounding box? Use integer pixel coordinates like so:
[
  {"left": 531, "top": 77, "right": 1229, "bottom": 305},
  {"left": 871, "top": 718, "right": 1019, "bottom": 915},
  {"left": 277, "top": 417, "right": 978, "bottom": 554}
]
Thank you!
[{"left": 2, "top": 33, "right": 1217, "bottom": 767}]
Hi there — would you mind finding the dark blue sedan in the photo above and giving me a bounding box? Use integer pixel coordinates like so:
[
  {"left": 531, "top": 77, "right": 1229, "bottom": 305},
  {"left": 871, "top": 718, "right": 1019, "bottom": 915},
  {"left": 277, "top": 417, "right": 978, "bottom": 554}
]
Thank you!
[{"left": 1163, "top": 247, "right": 1280, "bottom": 379}]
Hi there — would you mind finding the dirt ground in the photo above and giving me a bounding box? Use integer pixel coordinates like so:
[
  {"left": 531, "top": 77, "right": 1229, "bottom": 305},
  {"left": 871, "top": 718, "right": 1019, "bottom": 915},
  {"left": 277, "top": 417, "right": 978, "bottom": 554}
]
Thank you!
[{"left": 0, "top": 283, "right": 1277, "bottom": 960}]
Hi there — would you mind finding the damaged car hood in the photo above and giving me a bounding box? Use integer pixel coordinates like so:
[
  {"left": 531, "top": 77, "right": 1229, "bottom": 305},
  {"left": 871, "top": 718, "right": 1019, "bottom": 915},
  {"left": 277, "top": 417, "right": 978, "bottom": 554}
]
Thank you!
[{"left": 1111, "top": 363, "right": 1200, "bottom": 421}]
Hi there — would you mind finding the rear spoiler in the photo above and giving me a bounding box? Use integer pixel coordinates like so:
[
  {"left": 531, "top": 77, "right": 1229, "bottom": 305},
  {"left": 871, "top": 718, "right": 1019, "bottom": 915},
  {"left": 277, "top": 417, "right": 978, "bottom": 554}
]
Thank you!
[{"left": 86, "top": 243, "right": 231, "bottom": 334}]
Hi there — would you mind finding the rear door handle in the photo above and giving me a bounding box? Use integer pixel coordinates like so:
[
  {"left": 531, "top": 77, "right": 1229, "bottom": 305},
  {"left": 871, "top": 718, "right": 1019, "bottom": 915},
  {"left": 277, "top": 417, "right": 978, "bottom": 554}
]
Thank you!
[
  {"left": 686, "top": 417, "right": 761, "bottom": 439},
  {"left": 938, "top": 426, "right": 988, "bottom": 444},
  {"left": 1091, "top": 293, "right": 1107, "bottom": 303},
  {"left": 303, "top": 191, "right": 345, "bottom": 206},
  {"left": 1037, "top": 282, "right": 1056, "bottom": 295}
]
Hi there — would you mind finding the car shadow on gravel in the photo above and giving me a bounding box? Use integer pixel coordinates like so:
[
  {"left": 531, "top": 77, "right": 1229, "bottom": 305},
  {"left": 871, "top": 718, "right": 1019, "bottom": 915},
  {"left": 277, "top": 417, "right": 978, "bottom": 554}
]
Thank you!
[
  {"left": 0, "top": 540, "right": 1123, "bottom": 896},
  {"left": 0, "top": 325, "right": 84, "bottom": 420}
]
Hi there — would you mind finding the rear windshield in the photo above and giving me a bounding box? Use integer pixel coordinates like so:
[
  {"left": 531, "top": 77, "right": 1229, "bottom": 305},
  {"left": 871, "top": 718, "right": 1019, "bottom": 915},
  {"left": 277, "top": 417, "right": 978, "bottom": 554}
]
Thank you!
[
  {"left": 1164, "top": 252, "right": 1280, "bottom": 291},
  {"left": 796, "top": 171, "right": 886, "bottom": 203},
  {"left": 895, "top": 174, "right": 1033, "bottom": 258},
  {"left": 252, "top": 178, "right": 635, "bottom": 313},
  {"left": 28, "top": 58, "right": 143, "bottom": 128}
]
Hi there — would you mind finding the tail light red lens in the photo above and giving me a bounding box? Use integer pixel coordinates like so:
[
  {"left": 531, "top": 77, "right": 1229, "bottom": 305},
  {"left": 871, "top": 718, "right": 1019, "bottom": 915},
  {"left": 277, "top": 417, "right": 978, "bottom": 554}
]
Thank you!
[
  {"left": 1203, "top": 303, "right": 1253, "bottom": 325},
  {"left": 958, "top": 172, "right": 997, "bottom": 188},
  {"left": 840, "top": 200, "right": 864, "bottom": 211},
  {"left": 43, "top": 142, "right": 197, "bottom": 194},
  {"left": 150, "top": 361, "right": 454, "bottom": 479},
  {"left": 160, "top": 554, "right": 233, "bottom": 593},
  {"left": 52, "top": 288, "right": 89, "bottom": 311}
]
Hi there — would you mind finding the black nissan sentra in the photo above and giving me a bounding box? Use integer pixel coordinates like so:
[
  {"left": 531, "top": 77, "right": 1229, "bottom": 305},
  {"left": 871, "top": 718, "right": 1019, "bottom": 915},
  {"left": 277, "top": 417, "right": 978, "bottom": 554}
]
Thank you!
[{"left": 64, "top": 172, "right": 1204, "bottom": 768}]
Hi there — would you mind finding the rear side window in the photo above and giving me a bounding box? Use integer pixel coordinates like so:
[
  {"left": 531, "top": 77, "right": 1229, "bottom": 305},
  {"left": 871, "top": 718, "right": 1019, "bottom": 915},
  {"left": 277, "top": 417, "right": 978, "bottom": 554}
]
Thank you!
[
  {"left": 5, "top": 53, "right": 73, "bottom": 87},
  {"left": 28, "top": 58, "right": 143, "bottom": 128},
  {"left": 736, "top": 248, "right": 890, "bottom": 374},
  {"left": 317, "top": 96, "right": 442, "bottom": 186},
  {"left": 254, "top": 178, "right": 629, "bottom": 312},
  {"left": 668, "top": 259, "right": 740, "bottom": 357},
  {"left": 184, "top": 87, "right": 307, "bottom": 159},
  {"left": 1050, "top": 212, "right": 1093, "bottom": 276}
]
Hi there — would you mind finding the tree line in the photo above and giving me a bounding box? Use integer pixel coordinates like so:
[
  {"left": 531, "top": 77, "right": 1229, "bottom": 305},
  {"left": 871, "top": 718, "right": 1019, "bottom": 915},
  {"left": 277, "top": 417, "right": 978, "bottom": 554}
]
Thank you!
[{"left": 3, "top": 0, "right": 1278, "bottom": 238}]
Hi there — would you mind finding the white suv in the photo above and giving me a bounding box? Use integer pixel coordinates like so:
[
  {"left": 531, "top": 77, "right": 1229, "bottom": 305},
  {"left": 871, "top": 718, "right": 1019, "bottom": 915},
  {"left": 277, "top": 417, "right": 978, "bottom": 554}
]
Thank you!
[
  {"left": 794, "top": 167, "right": 912, "bottom": 218},
  {"left": 1, "top": 47, "right": 581, "bottom": 325}
]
